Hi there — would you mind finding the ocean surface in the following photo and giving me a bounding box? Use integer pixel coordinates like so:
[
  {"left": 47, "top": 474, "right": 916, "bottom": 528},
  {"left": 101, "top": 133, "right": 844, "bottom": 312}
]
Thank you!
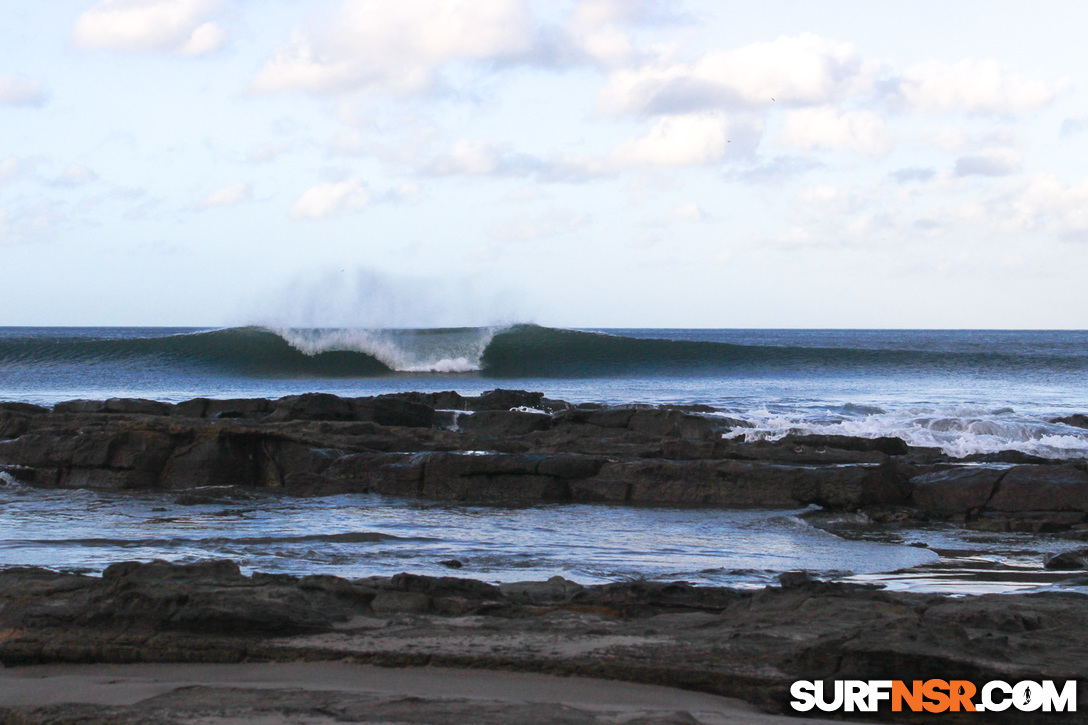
[{"left": 2, "top": 325, "right": 1088, "bottom": 593}]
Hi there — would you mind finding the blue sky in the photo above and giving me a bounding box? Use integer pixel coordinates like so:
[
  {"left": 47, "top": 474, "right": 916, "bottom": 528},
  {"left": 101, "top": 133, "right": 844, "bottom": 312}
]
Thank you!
[{"left": 3, "top": 0, "right": 1088, "bottom": 328}]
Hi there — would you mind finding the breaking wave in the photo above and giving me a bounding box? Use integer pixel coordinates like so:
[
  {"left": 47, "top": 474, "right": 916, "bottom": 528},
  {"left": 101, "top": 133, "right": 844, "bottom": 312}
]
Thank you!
[
  {"left": 721, "top": 406, "right": 1088, "bottom": 459},
  {"left": 2, "top": 324, "right": 1087, "bottom": 379}
]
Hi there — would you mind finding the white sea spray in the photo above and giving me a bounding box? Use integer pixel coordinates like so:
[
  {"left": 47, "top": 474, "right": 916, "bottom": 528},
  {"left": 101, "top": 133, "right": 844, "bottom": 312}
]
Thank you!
[
  {"left": 273, "top": 325, "right": 509, "bottom": 373},
  {"left": 720, "top": 406, "right": 1088, "bottom": 459}
]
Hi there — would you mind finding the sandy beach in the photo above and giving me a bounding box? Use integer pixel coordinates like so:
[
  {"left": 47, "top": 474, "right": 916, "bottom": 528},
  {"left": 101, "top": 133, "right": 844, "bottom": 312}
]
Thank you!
[{"left": 0, "top": 662, "right": 868, "bottom": 724}]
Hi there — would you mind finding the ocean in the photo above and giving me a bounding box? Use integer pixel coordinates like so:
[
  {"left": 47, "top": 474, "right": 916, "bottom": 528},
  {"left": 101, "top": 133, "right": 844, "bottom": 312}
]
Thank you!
[{"left": 2, "top": 325, "right": 1087, "bottom": 593}]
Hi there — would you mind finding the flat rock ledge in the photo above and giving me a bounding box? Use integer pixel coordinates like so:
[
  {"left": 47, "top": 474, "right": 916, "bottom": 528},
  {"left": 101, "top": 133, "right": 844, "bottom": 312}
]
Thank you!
[
  {"left": 2, "top": 392, "right": 1088, "bottom": 533},
  {"left": 1, "top": 560, "right": 1087, "bottom": 724}
]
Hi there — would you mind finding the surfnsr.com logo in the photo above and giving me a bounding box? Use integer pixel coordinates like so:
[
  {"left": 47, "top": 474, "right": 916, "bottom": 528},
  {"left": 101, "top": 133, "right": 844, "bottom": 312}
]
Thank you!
[{"left": 790, "top": 679, "right": 1077, "bottom": 713}]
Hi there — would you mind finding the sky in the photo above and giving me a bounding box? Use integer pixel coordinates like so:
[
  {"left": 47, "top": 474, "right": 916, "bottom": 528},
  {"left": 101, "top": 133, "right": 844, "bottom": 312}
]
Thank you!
[{"left": 3, "top": 0, "right": 1088, "bottom": 328}]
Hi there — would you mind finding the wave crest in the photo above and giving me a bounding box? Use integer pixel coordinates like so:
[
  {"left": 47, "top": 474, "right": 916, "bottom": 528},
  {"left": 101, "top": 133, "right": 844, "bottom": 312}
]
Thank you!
[{"left": 274, "top": 327, "right": 500, "bottom": 373}]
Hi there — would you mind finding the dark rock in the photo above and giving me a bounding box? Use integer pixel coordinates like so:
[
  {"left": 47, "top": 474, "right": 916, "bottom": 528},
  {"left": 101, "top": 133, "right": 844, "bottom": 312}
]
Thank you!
[
  {"left": 781, "top": 434, "right": 910, "bottom": 456},
  {"left": 269, "top": 441, "right": 341, "bottom": 479},
  {"left": 0, "top": 411, "right": 32, "bottom": 438},
  {"left": 0, "top": 464, "right": 36, "bottom": 483},
  {"left": 661, "top": 403, "right": 719, "bottom": 413},
  {"left": 1044, "top": 547, "right": 1088, "bottom": 569},
  {"left": 102, "top": 559, "right": 243, "bottom": 582},
  {"left": 569, "top": 478, "right": 631, "bottom": 502},
  {"left": 370, "top": 589, "right": 431, "bottom": 614},
  {"left": 422, "top": 471, "right": 568, "bottom": 502},
  {"left": 457, "top": 409, "right": 551, "bottom": 436},
  {"left": 0, "top": 402, "right": 48, "bottom": 415},
  {"left": 1052, "top": 413, "right": 1088, "bottom": 430},
  {"left": 424, "top": 452, "right": 543, "bottom": 478},
  {"left": 987, "top": 464, "right": 1088, "bottom": 512},
  {"left": 535, "top": 454, "right": 606, "bottom": 479},
  {"left": 52, "top": 399, "right": 108, "bottom": 414},
  {"left": 172, "top": 397, "right": 273, "bottom": 420},
  {"left": 103, "top": 398, "right": 174, "bottom": 416},
  {"left": 575, "top": 406, "right": 637, "bottom": 429},
  {"left": 159, "top": 433, "right": 261, "bottom": 490},
  {"left": 499, "top": 576, "right": 584, "bottom": 604},
  {"left": 592, "top": 459, "right": 802, "bottom": 507},
  {"left": 469, "top": 389, "right": 544, "bottom": 411},
  {"left": 628, "top": 409, "right": 716, "bottom": 439},
  {"left": 55, "top": 399, "right": 173, "bottom": 416},
  {"left": 351, "top": 397, "right": 435, "bottom": 428},
  {"left": 969, "top": 511, "right": 1087, "bottom": 533},
  {"left": 267, "top": 393, "right": 353, "bottom": 422},
  {"left": 173, "top": 398, "right": 209, "bottom": 418},
  {"left": 438, "top": 559, "right": 463, "bottom": 569},
  {"left": 778, "top": 570, "right": 812, "bottom": 588},
  {"left": 390, "top": 572, "right": 501, "bottom": 600},
  {"left": 379, "top": 390, "right": 468, "bottom": 411},
  {"left": 961, "top": 450, "right": 1051, "bottom": 465},
  {"left": 0, "top": 431, "right": 117, "bottom": 469},
  {"left": 909, "top": 467, "right": 1004, "bottom": 513},
  {"left": 366, "top": 455, "right": 428, "bottom": 498},
  {"left": 109, "top": 430, "right": 177, "bottom": 471},
  {"left": 539, "top": 397, "right": 571, "bottom": 413},
  {"left": 207, "top": 398, "right": 273, "bottom": 419},
  {"left": 660, "top": 438, "right": 716, "bottom": 460},
  {"left": 792, "top": 459, "right": 913, "bottom": 510},
  {"left": 431, "top": 410, "right": 459, "bottom": 429}
]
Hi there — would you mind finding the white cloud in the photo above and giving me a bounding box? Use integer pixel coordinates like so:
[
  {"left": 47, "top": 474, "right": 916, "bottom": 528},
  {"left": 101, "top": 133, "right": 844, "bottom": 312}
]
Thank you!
[
  {"left": 489, "top": 209, "right": 590, "bottom": 242},
  {"left": 889, "top": 167, "right": 936, "bottom": 184},
  {"left": 252, "top": 0, "right": 535, "bottom": 95},
  {"left": 1061, "top": 116, "right": 1088, "bottom": 137},
  {"left": 664, "top": 202, "right": 707, "bottom": 223},
  {"left": 597, "top": 33, "right": 865, "bottom": 115},
  {"left": 196, "top": 182, "right": 249, "bottom": 209},
  {"left": 179, "top": 20, "right": 226, "bottom": 56},
  {"left": 896, "top": 59, "right": 1065, "bottom": 115},
  {"left": 0, "top": 200, "right": 63, "bottom": 245},
  {"left": 610, "top": 112, "right": 761, "bottom": 168},
  {"left": 247, "top": 143, "right": 291, "bottom": 164},
  {"left": 797, "top": 184, "right": 855, "bottom": 210},
  {"left": 381, "top": 181, "right": 421, "bottom": 203},
  {"left": 0, "top": 158, "right": 23, "bottom": 184},
  {"left": 561, "top": 0, "right": 680, "bottom": 68},
  {"left": 290, "top": 179, "right": 370, "bottom": 220},
  {"left": 778, "top": 106, "right": 894, "bottom": 156},
  {"left": 954, "top": 147, "right": 1022, "bottom": 177},
  {"left": 72, "top": 0, "right": 227, "bottom": 56},
  {"left": 53, "top": 163, "right": 98, "bottom": 186},
  {"left": 0, "top": 77, "right": 47, "bottom": 106},
  {"left": 924, "top": 125, "right": 970, "bottom": 152},
  {"left": 981, "top": 174, "right": 1088, "bottom": 240},
  {"left": 429, "top": 139, "right": 505, "bottom": 175}
]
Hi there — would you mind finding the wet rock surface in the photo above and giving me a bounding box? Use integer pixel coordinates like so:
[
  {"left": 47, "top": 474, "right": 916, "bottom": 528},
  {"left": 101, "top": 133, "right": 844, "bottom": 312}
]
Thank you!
[
  {"left": 1, "top": 391, "right": 1087, "bottom": 532},
  {"left": 0, "top": 561, "right": 1085, "bottom": 723}
]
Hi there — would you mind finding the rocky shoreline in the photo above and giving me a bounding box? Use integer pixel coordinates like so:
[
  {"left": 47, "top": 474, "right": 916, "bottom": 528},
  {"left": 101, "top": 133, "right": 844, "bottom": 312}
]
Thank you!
[
  {"left": 2, "top": 391, "right": 1088, "bottom": 722},
  {"left": 1, "top": 390, "right": 1088, "bottom": 534},
  {"left": 0, "top": 560, "right": 1085, "bottom": 723}
]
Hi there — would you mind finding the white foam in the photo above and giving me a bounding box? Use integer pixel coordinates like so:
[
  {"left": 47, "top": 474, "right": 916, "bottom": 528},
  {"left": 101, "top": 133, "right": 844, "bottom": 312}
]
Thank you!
[
  {"left": 0, "top": 471, "right": 25, "bottom": 489},
  {"left": 722, "top": 405, "right": 1088, "bottom": 459},
  {"left": 273, "top": 326, "right": 508, "bottom": 373}
]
